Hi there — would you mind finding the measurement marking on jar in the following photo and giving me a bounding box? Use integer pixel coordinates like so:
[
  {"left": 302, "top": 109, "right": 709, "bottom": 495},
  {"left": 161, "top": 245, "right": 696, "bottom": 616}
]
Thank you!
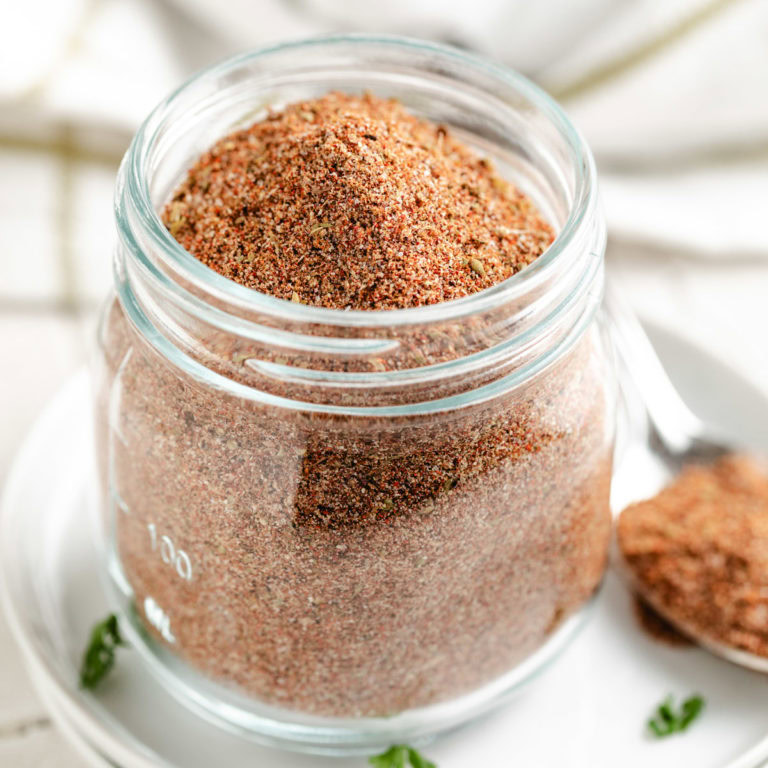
[
  {"left": 143, "top": 596, "right": 176, "bottom": 643},
  {"left": 147, "top": 523, "right": 193, "bottom": 581},
  {"left": 110, "top": 487, "right": 130, "bottom": 515},
  {"left": 107, "top": 346, "right": 135, "bottom": 527}
]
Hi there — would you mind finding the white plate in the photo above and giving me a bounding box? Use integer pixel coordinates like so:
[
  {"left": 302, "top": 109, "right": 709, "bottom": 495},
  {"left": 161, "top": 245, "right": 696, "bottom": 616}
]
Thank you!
[{"left": 3, "top": 323, "right": 768, "bottom": 768}]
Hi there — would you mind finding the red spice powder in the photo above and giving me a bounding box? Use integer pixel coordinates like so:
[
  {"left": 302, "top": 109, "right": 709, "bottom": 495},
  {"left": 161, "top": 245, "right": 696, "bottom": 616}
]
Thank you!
[
  {"left": 163, "top": 92, "right": 554, "bottom": 309},
  {"left": 633, "top": 597, "right": 692, "bottom": 648},
  {"left": 96, "top": 92, "right": 612, "bottom": 719},
  {"left": 619, "top": 455, "right": 768, "bottom": 657}
]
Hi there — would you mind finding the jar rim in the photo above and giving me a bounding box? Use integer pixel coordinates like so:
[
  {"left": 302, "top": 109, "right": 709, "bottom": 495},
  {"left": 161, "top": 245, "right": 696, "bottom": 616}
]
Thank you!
[{"left": 119, "top": 33, "right": 597, "bottom": 330}]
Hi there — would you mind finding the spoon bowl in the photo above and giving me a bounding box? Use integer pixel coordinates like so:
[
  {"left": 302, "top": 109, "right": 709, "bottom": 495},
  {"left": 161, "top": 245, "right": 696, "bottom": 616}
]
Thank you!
[{"left": 605, "top": 281, "right": 768, "bottom": 674}]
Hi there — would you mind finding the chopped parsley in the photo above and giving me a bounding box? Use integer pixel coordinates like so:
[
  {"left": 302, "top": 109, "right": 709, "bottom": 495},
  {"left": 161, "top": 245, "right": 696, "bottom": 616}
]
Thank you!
[
  {"left": 80, "top": 613, "right": 125, "bottom": 689},
  {"left": 647, "top": 694, "right": 705, "bottom": 738},
  {"left": 369, "top": 744, "right": 437, "bottom": 768}
]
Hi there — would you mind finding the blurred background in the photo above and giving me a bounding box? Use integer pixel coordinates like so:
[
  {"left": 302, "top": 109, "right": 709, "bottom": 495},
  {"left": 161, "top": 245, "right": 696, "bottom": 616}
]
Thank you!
[{"left": 0, "top": 0, "right": 767, "bottom": 764}]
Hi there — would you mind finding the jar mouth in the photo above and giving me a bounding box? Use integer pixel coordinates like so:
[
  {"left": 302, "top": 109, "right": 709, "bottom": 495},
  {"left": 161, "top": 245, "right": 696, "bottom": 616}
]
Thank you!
[
  {"left": 113, "top": 34, "right": 605, "bottom": 414},
  {"left": 119, "top": 33, "right": 596, "bottom": 330}
]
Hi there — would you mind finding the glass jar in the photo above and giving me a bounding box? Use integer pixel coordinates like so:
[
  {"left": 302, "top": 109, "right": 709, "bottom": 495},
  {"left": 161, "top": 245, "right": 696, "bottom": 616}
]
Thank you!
[{"left": 93, "top": 35, "right": 613, "bottom": 753}]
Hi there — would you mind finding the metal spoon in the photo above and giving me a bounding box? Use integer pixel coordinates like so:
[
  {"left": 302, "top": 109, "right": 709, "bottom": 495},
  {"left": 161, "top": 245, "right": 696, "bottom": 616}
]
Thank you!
[{"left": 604, "top": 281, "right": 768, "bottom": 673}]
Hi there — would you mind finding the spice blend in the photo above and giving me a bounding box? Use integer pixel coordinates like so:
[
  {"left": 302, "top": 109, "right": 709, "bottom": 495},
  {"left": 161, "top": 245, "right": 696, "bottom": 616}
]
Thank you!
[
  {"left": 618, "top": 455, "right": 768, "bottom": 657},
  {"left": 162, "top": 92, "right": 554, "bottom": 310},
  {"left": 96, "top": 92, "right": 613, "bottom": 718},
  {"left": 633, "top": 597, "right": 691, "bottom": 647}
]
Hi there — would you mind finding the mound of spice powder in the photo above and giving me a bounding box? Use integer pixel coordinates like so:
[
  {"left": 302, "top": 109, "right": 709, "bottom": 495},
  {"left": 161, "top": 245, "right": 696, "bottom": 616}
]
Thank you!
[
  {"left": 96, "top": 92, "right": 612, "bottom": 719},
  {"left": 618, "top": 455, "right": 768, "bottom": 657},
  {"left": 162, "top": 92, "right": 554, "bottom": 309}
]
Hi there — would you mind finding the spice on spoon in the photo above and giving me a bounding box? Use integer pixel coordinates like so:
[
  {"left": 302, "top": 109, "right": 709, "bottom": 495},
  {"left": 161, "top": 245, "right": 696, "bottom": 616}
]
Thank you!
[
  {"left": 618, "top": 454, "right": 768, "bottom": 657},
  {"left": 633, "top": 596, "right": 691, "bottom": 647}
]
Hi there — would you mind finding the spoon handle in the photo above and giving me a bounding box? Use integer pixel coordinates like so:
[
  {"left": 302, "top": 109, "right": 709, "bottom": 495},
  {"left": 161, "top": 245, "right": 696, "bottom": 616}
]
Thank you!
[{"left": 604, "top": 281, "right": 704, "bottom": 455}]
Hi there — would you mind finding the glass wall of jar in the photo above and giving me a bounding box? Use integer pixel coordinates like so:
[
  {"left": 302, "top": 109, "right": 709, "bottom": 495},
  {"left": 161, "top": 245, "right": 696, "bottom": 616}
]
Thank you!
[{"left": 93, "top": 36, "right": 614, "bottom": 753}]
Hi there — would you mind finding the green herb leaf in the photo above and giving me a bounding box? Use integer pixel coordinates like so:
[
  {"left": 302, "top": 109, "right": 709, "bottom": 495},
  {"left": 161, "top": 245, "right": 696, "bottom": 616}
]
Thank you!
[
  {"left": 658, "top": 697, "right": 675, "bottom": 726},
  {"left": 405, "top": 747, "right": 437, "bottom": 768},
  {"left": 647, "top": 694, "right": 705, "bottom": 738},
  {"left": 369, "top": 747, "right": 405, "bottom": 768},
  {"left": 679, "top": 695, "right": 705, "bottom": 729},
  {"left": 369, "top": 745, "right": 437, "bottom": 768},
  {"left": 80, "top": 613, "right": 125, "bottom": 689}
]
